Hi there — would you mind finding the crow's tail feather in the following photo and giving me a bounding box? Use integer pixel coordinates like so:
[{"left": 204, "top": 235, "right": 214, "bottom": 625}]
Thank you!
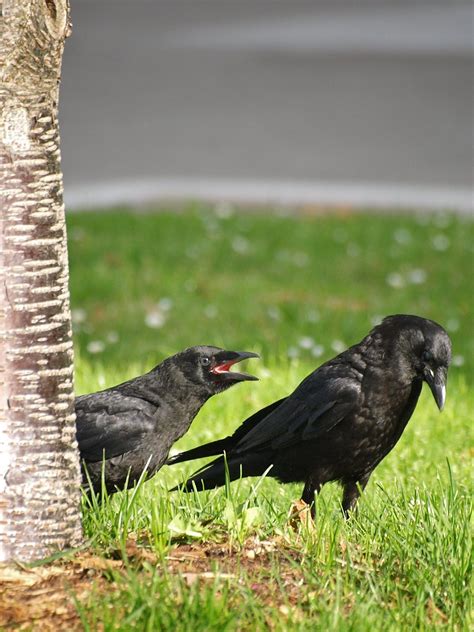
[
  {"left": 170, "top": 456, "right": 228, "bottom": 492},
  {"left": 166, "top": 437, "right": 231, "bottom": 466},
  {"left": 170, "top": 453, "right": 270, "bottom": 493}
]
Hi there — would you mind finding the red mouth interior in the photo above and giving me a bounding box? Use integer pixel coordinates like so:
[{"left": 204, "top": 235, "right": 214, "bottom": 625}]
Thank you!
[{"left": 211, "top": 360, "right": 237, "bottom": 374}]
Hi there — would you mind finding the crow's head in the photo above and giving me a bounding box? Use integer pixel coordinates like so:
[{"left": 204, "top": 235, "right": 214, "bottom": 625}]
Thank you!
[
  {"left": 174, "top": 346, "right": 259, "bottom": 394},
  {"left": 378, "top": 315, "right": 452, "bottom": 410}
]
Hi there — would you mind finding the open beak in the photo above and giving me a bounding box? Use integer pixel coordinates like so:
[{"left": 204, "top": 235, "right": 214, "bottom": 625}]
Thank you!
[
  {"left": 424, "top": 366, "right": 447, "bottom": 411},
  {"left": 211, "top": 350, "right": 259, "bottom": 381}
]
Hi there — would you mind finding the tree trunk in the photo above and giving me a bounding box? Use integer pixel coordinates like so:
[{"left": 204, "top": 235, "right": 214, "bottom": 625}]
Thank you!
[{"left": 0, "top": 0, "right": 82, "bottom": 561}]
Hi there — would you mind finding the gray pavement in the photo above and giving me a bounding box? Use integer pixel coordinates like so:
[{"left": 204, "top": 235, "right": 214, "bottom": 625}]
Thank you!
[{"left": 61, "top": 1, "right": 473, "bottom": 211}]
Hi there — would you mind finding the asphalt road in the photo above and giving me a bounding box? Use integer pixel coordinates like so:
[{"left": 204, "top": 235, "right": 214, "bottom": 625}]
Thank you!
[{"left": 61, "top": 1, "right": 473, "bottom": 211}]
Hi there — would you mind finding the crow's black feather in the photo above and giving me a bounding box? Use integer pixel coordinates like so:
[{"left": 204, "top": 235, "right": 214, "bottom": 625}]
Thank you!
[
  {"left": 75, "top": 345, "right": 258, "bottom": 494},
  {"left": 170, "top": 315, "right": 452, "bottom": 516}
]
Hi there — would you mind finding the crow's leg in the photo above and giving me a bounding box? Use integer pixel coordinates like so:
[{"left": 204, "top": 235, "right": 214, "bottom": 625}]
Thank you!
[
  {"left": 341, "top": 473, "right": 371, "bottom": 519},
  {"left": 301, "top": 475, "right": 324, "bottom": 518}
]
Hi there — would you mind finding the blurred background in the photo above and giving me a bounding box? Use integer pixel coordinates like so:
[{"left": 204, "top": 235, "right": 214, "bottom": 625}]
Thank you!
[
  {"left": 61, "top": 1, "right": 473, "bottom": 384},
  {"left": 61, "top": 0, "right": 473, "bottom": 212}
]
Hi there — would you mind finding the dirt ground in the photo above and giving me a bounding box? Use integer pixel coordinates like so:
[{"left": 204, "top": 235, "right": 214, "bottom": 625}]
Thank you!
[{"left": 0, "top": 535, "right": 309, "bottom": 630}]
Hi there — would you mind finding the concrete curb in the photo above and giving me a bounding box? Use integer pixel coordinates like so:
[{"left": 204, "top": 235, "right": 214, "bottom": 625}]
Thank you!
[{"left": 65, "top": 178, "right": 473, "bottom": 215}]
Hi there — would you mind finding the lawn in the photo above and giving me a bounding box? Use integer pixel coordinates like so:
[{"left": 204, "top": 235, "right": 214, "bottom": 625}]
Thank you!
[{"left": 32, "top": 208, "right": 474, "bottom": 629}]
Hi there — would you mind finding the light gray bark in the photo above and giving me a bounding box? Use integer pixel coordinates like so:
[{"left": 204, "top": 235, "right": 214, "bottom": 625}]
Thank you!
[{"left": 0, "top": 0, "right": 82, "bottom": 561}]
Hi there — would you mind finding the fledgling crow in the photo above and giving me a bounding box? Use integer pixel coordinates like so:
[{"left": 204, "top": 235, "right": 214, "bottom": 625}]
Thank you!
[
  {"left": 169, "top": 316, "right": 451, "bottom": 516},
  {"left": 75, "top": 346, "right": 259, "bottom": 494}
]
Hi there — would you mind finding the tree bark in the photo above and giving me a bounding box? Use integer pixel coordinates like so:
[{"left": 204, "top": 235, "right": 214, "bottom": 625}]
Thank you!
[{"left": 0, "top": 0, "right": 82, "bottom": 561}]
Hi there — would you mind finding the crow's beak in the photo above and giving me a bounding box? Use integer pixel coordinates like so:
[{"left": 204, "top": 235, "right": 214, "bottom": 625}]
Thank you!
[
  {"left": 211, "top": 350, "right": 259, "bottom": 381},
  {"left": 423, "top": 366, "right": 447, "bottom": 411}
]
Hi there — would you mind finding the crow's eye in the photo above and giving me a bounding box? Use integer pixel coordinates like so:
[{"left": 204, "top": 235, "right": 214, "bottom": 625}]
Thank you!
[
  {"left": 422, "top": 350, "right": 433, "bottom": 363},
  {"left": 200, "top": 356, "right": 211, "bottom": 367}
]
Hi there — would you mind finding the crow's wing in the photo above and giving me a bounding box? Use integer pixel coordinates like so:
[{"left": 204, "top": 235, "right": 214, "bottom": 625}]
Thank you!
[
  {"left": 233, "top": 369, "right": 360, "bottom": 453},
  {"left": 229, "top": 396, "right": 288, "bottom": 441},
  {"left": 75, "top": 392, "right": 157, "bottom": 462}
]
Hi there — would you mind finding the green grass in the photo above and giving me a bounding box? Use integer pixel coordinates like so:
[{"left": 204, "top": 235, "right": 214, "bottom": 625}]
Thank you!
[{"left": 68, "top": 208, "right": 473, "bottom": 630}]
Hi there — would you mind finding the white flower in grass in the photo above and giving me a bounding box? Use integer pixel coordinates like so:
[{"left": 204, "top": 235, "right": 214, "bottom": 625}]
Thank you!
[
  {"left": 287, "top": 346, "right": 300, "bottom": 359},
  {"left": 407, "top": 268, "right": 427, "bottom": 285},
  {"left": 71, "top": 308, "right": 87, "bottom": 324},
  {"left": 145, "top": 310, "right": 167, "bottom": 329},
  {"left": 106, "top": 331, "right": 119, "bottom": 344},
  {"left": 204, "top": 305, "right": 218, "bottom": 319},
  {"left": 87, "top": 340, "right": 105, "bottom": 354},
  {"left": 97, "top": 373, "right": 107, "bottom": 389},
  {"left": 346, "top": 243, "right": 360, "bottom": 257},
  {"left": 452, "top": 355, "right": 465, "bottom": 367},
  {"left": 267, "top": 306, "right": 281, "bottom": 321},
  {"left": 386, "top": 272, "right": 405, "bottom": 289},
  {"left": 370, "top": 314, "right": 383, "bottom": 327},
  {"left": 432, "top": 234, "right": 450, "bottom": 251},
  {"left": 158, "top": 297, "right": 173, "bottom": 311},
  {"left": 306, "top": 309, "right": 320, "bottom": 323},
  {"left": 446, "top": 318, "right": 459, "bottom": 332},
  {"left": 311, "top": 344, "right": 325, "bottom": 358},
  {"left": 331, "top": 340, "right": 346, "bottom": 354},
  {"left": 214, "top": 201, "right": 234, "bottom": 219},
  {"left": 393, "top": 228, "right": 412, "bottom": 245},
  {"left": 70, "top": 227, "right": 85, "bottom": 242},
  {"left": 232, "top": 236, "right": 250, "bottom": 254},
  {"left": 293, "top": 252, "right": 309, "bottom": 268},
  {"left": 184, "top": 279, "right": 197, "bottom": 292},
  {"left": 298, "top": 336, "right": 314, "bottom": 350}
]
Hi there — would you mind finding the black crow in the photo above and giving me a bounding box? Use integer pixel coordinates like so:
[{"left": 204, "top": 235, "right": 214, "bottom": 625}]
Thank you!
[
  {"left": 75, "top": 346, "right": 258, "bottom": 494},
  {"left": 169, "top": 316, "right": 451, "bottom": 516}
]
